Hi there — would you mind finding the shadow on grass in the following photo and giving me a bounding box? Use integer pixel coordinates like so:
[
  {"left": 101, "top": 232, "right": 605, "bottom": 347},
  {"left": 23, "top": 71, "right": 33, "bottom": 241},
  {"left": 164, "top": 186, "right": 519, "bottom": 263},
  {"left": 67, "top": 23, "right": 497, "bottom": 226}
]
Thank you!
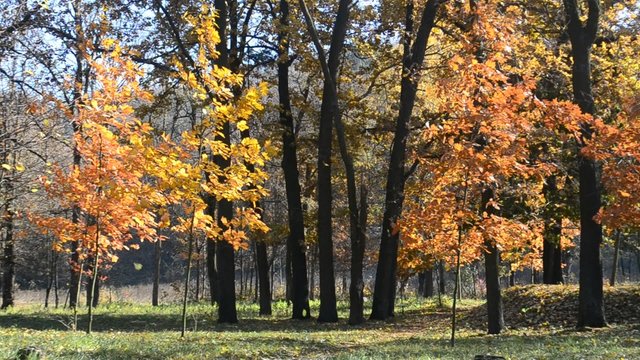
[
  {"left": 0, "top": 301, "right": 470, "bottom": 334},
  {"left": 0, "top": 311, "right": 410, "bottom": 333},
  {"left": 59, "top": 336, "right": 348, "bottom": 360}
]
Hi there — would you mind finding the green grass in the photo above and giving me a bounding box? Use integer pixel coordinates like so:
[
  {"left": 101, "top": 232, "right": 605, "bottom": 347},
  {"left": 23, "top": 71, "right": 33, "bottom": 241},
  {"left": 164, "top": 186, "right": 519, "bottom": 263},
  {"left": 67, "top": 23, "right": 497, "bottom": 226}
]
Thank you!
[{"left": 0, "top": 298, "right": 638, "bottom": 359}]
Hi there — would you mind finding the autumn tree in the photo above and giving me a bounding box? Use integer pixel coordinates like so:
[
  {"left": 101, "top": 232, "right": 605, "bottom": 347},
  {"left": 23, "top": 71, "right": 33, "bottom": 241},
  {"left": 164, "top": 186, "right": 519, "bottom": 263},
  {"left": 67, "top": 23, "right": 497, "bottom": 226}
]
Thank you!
[
  {"left": 160, "top": 4, "right": 270, "bottom": 324},
  {"left": 32, "top": 43, "right": 165, "bottom": 333},
  {"left": 371, "top": 0, "right": 443, "bottom": 321}
]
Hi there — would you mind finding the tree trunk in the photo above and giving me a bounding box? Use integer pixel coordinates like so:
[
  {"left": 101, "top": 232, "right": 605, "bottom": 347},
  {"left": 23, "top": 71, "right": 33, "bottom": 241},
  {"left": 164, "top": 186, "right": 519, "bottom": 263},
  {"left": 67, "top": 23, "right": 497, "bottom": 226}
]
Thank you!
[
  {"left": 609, "top": 231, "right": 622, "bottom": 286},
  {"left": 209, "top": 0, "right": 238, "bottom": 324},
  {"left": 371, "top": 0, "right": 440, "bottom": 320},
  {"left": 310, "top": 244, "right": 316, "bottom": 300},
  {"left": 45, "top": 247, "right": 55, "bottom": 308},
  {"left": 424, "top": 270, "right": 434, "bottom": 297},
  {"left": 482, "top": 188, "right": 504, "bottom": 335},
  {"left": 85, "top": 262, "right": 99, "bottom": 308},
  {"left": 152, "top": 239, "right": 161, "bottom": 306},
  {"left": 1, "top": 206, "right": 14, "bottom": 309},
  {"left": 306, "top": 0, "right": 353, "bottom": 324},
  {"left": 239, "top": 250, "right": 244, "bottom": 299},
  {"left": 69, "top": 1, "right": 85, "bottom": 309},
  {"left": 562, "top": 0, "right": 606, "bottom": 328},
  {"left": 438, "top": 261, "right": 446, "bottom": 295},
  {"left": 278, "top": 0, "right": 310, "bottom": 320},
  {"left": 285, "top": 243, "right": 292, "bottom": 303},
  {"left": 216, "top": 209, "right": 237, "bottom": 323},
  {"left": 195, "top": 241, "right": 202, "bottom": 301},
  {"left": 543, "top": 175, "right": 564, "bottom": 284},
  {"left": 256, "top": 239, "right": 271, "bottom": 315},
  {"left": 349, "top": 184, "right": 367, "bottom": 325},
  {"left": 86, "top": 245, "right": 100, "bottom": 334}
]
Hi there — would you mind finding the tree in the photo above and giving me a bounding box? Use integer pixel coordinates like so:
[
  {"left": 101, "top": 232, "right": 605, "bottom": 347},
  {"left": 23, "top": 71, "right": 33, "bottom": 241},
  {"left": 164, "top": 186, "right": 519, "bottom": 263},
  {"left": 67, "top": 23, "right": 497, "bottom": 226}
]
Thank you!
[
  {"left": 274, "top": 0, "right": 310, "bottom": 319},
  {"left": 32, "top": 43, "right": 165, "bottom": 332},
  {"left": 562, "top": 0, "right": 607, "bottom": 328},
  {"left": 297, "top": 0, "right": 353, "bottom": 323},
  {"left": 371, "top": 0, "right": 442, "bottom": 321},
  {"left": 166, "top": 4, "right": 270, "bottom": 325}
]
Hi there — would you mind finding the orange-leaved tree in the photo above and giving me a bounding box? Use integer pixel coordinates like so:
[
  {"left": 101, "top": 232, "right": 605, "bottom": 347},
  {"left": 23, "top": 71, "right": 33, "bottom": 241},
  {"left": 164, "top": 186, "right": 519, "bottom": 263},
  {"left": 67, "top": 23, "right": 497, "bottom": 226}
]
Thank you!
[
  {"left": 399, "top": 0, "right": 588, "bottom": 341},
  {"left": 31, "top": 40, "right": 165, "bottom": 333}
]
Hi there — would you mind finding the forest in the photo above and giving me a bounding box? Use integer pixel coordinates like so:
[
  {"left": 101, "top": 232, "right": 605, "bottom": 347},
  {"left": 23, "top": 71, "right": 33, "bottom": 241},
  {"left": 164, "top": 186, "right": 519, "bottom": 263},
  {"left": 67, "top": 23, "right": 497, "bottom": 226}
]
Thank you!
[{"left": 0, "top": 0, "right": 639, "bottom": 359}]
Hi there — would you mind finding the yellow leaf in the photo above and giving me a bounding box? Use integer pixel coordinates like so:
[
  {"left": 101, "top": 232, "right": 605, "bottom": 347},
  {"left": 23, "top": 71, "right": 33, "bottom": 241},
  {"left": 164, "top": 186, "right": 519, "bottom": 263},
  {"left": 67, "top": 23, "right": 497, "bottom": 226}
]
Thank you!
[
  {"left": 1, "top": 164, "right": 11, "bottom": 170},
  {"left": 15, "top": 164, "right": 25, "bottom": 172},
  {"left": 237, "top": 120, "right": 249, "bottom": 132}
]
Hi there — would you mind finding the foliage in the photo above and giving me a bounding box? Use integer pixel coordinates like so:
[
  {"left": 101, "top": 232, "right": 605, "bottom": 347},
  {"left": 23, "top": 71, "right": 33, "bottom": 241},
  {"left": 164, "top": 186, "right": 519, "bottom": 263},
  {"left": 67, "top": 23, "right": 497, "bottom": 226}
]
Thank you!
[{"left": 30, "top": 42, "right": 164, "bottom": 266}]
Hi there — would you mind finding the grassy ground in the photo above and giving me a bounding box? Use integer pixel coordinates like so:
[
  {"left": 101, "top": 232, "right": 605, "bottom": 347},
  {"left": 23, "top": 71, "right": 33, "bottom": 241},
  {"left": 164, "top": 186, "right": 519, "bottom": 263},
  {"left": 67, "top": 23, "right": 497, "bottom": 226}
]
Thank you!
[{"left": 0, "top": 298, "right": 638, "bottom": 359}]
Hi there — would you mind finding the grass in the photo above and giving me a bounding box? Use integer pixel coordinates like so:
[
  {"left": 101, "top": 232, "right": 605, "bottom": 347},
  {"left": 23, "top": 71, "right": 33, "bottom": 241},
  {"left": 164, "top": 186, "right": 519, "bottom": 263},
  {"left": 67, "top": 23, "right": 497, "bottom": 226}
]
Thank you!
[{"left": 0, "top": 298, "right": 638, "bottom": 359}]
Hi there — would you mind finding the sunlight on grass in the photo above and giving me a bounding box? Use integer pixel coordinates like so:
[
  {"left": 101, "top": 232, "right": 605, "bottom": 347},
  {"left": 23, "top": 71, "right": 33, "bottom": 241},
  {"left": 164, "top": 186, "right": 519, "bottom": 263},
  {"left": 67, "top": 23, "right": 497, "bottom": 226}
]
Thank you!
[{"left": 0, "top": 298, "right": 638, "bottom": 359}]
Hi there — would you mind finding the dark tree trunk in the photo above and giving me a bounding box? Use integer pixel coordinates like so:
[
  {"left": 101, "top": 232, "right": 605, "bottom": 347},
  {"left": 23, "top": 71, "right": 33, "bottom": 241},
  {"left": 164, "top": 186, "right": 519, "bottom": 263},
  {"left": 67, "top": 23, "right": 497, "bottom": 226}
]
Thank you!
[
  {"left": 482, "top": 188, "right": 504, "bottom": 334},
  {"left": 349, "top": 184, "right": 367, "bottom": 325},
  {"left": 1, "top": 206, "right": 14, "bottom": 309},
  {"left": 543, "top": 176, "right": 564, "bottom": 284},
  {"left": 311, "top": 0, "right": 352, "bottom": 324},
  {"left": 152, "top": 239, "right": 161, "bottom": 306},
  {"left": 609, "top": 231, "right": 622, "bottom": 286},
  {"left": 371, "top": 0, "right": 441, "bottom": 320},
  {"left": 421, "top": 270, "right": 434, "bottom": 298},
  {"left": 215, "top": 171, "right": 237, "bottom": 323},
  {"left": 562, "top": 0, "right": 606, "bottom": 328},
  {"left": 309, "top": 244, "right": 316, "bottom": 300},
  {"left": 278, "top": 0, "right": 310, "bottom": 320},
  {"left": 216, "top": 238, "right": 237, "bottom": 323},
  {"left": 256, "top": 239, "right": 271, "bottom": 315},
  {"left": 213, "top": 0, "right": 237, "bottom": 324},
  {"left": 285, "top": 243, "right": 292, "bottom": 303},
  {"left": 438, "top": 261, "right": 446, "bottom": 295}
]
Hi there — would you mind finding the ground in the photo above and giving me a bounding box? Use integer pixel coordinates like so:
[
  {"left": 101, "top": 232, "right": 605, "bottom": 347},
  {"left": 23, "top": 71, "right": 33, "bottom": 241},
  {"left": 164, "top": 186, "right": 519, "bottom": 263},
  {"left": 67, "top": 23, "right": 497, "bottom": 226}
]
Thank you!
[{"left": 0, "top": 287, "right": 639, "bottom": 359}]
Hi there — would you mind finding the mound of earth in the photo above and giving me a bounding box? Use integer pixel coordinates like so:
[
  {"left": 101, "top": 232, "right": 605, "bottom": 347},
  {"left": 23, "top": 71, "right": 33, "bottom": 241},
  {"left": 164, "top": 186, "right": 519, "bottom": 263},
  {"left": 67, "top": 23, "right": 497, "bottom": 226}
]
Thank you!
[{"left": 462, "top": 284, "right": 640, "bottom": 329}]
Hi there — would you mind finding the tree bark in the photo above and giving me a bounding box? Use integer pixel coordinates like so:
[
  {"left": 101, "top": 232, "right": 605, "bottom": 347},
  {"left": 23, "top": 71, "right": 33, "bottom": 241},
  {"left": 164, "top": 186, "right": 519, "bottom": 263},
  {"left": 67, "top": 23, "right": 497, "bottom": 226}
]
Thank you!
[
  {"left": 562, "top": 0, "right": 606, "bottom": 328},
  {"left": 1, "top": 206, "right": 14, "bottom": 309},
  {"left": 299, "top": 0, "right": 352, "bottom": 323},
  {"left": 420, "top": 270, "right": 434, "bottom": 298},
  {"left": 543, "top": 175, "right": 564, "bottom": 284},
  {"left": 277, "top": 0, "right": 311, "bottom": 320},
  {"left": 349, "top": 184, "right": 367, "bottom": 325},
  {"left": 482, "top": 188, "right": 504, "bottom": 334},
  {"left": 371, "top": 0, "right": 441, "bottom": 320},
  {"left": 256, "top": 239, "right": 271, "bottom": 315},
  {"left": 85, "top": 261, "right": 99, "bottom": 308},
  {"left": 69, "top": 0, "right": 85, "bottom": 310},
  {"left": 438, "top": 261, "right": 446, "bottom": 295},
  {"left": 213, "top": 0, "right": 237, "bottom": 324},
  {"left": 609, "top": 231, "right": 622, "bottom": 286},
  {"left": 152, "top": 239, "right": 161, "bottom": 306}
]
